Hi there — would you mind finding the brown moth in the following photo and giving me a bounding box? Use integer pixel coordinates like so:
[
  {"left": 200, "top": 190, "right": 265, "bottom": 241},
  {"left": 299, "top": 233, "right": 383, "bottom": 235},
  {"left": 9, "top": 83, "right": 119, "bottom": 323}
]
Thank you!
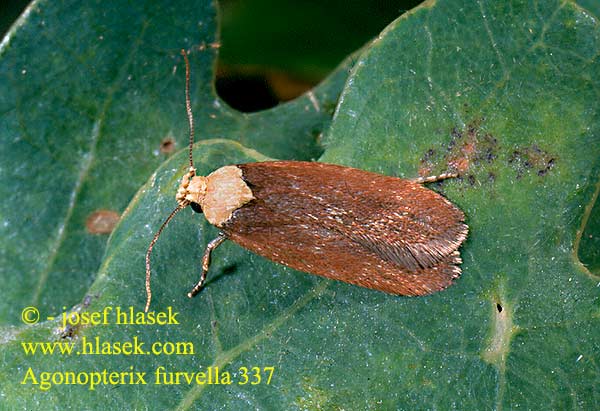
[{"left": 144, "top": 50, "right": 468, "bottom": 312}]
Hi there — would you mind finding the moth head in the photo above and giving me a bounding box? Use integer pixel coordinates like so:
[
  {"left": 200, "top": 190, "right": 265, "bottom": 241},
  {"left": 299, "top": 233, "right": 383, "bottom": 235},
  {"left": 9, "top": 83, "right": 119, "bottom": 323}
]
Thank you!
[{"left": 176, "top": 167, "right": 207, "bottom": 212}]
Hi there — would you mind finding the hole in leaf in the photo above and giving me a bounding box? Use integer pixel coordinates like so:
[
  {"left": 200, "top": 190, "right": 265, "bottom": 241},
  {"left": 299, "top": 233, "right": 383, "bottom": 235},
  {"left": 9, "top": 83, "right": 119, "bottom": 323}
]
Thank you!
[{"left": 215, "top": 0, "right": 423, "bottom": 112}]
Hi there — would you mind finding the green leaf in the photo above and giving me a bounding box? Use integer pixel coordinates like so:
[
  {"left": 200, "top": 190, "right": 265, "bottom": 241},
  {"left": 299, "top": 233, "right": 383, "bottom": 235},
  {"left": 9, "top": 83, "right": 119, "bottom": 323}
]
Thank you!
[
  {"left": 577, "top": 0, "right": 600, "bottom": 274},
  {"left": 322, "top": 1, "right": 600, "bottom": 409},
  {"left": 2, "top": 0, "right": 599, "bottom": 410}
]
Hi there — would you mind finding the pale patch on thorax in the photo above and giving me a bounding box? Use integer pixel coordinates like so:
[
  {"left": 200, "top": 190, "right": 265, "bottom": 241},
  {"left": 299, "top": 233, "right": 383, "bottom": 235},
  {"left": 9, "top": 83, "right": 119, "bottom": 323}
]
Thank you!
[{"left": 203, "top": 166, "right": 254, "bottom": 227}]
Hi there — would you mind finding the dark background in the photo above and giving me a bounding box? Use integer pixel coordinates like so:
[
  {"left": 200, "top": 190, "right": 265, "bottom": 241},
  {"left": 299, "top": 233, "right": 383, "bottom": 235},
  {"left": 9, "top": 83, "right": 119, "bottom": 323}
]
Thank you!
[{"left": 1, "top": 0, "right": 422, "bottom": 111}]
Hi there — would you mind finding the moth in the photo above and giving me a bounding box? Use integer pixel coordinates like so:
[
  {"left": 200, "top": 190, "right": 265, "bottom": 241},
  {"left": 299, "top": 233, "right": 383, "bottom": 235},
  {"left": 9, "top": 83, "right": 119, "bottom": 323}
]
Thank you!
[{"left": 144, "top": 50, "right": 468, "bottom": 312}]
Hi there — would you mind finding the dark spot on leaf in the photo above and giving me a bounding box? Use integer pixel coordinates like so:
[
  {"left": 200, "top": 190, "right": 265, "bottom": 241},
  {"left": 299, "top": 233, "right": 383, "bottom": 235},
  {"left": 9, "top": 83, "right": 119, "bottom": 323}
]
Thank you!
[
  {"left": 86, "top": 210, "right": 120, "bottom": 234},
  {"left": 424, "top": 148, "right": 435, "bottom": 160},
  {"left": 82, "top": 295, "right": 94, "bottom": 307},
  {"left": 60, "top": 294, "right": 97, "bottom": 339},
  {"left": 422, "top": 119, "right": 499, "bottom": 186},
  {"left": 508, "top": 144, "right": 556, "bottom": 179},
  {"left": 451, "top": 127, "right": 462, "bottom": 138},
  {"left": 61, "top": 326, "right": 76, "bottom": 339},
  {"left": 160, "top": 137, "right": 176, "bottom": 154}
]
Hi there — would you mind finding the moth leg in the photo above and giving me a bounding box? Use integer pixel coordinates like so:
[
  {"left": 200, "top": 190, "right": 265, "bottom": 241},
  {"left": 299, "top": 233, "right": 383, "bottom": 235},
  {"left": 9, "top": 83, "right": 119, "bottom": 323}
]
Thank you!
[
  {"left": 413, "top": 172, "right": 458, "bottom": 184},
  {"left": 187, "top": 232, "right": 227, "bottom": 298}
]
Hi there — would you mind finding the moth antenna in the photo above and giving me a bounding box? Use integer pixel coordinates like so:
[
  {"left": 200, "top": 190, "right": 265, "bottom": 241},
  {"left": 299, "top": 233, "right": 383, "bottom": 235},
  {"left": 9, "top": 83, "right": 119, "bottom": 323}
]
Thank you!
[
  {"left": 180, "top": 49, "right": 195, "bottom": 172},
  {"left": 145, "top": 203, "right": 188, "bottom": 312}
]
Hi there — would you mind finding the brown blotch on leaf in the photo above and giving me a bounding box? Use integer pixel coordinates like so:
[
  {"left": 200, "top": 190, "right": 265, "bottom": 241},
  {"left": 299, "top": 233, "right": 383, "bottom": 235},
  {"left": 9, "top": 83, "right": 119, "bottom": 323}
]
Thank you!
[
  {"left": 418, "top": 164, "right": 433, "bottom": 178},
  {"left": 86, "top": 210, "right": 120, "bottom": 234},
  {"left": 508, "top": 144, "right": 556, "bottom": 179},
  {"left": 419, "top": 119, "right": 498, "bottom": 183},
  {"left": 419, "top": 148, "right": 436, "bottom": 176},
  {"left": 160, "top": 137, "right": 176, "bottom": 154}
]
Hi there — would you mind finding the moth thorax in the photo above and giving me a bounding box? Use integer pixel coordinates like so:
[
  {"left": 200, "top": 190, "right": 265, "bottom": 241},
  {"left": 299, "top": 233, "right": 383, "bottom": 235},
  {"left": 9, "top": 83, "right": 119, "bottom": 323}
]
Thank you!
[{"left": 182, "top": 166, "right": 255, "bottom": 228}]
